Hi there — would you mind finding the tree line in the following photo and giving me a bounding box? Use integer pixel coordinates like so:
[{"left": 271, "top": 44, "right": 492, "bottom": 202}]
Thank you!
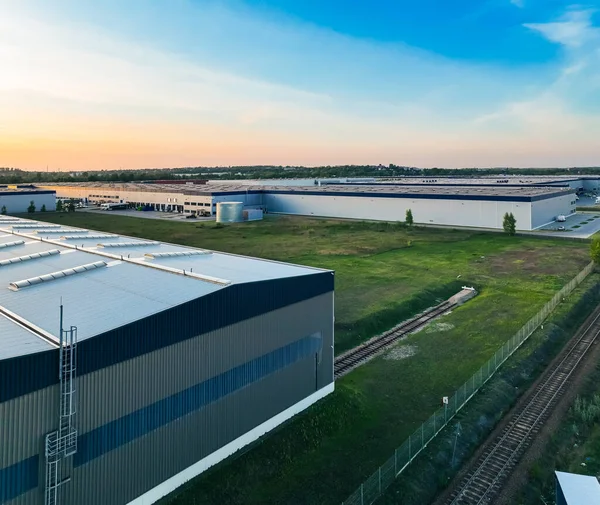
[{"left": 1, "top": 165, "right": 599, "bottom": 184}]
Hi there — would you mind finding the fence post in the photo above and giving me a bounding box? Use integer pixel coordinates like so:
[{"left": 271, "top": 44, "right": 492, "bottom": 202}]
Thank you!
[
  {"left": 434, "top": 412, "right": 436, "bottom": 434},
  {"left": 409, "top": 434, "right": 411, "bottom": 460},
  {"left": 422, "top": 423, "right": 424, "bottom": 446},
  {"left": 379, "top": 466, "right": 382, "bottom": 494},
  {"left": 395, "top": 448, "right": 397, "bottom": 475},
  {"left": 361, "top": 483, "right": 364, "bottom": 505}
]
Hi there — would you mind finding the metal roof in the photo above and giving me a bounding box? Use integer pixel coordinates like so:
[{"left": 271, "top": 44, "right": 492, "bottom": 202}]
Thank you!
[
  {"left": 0, "top": 217, "right": 327, "bottom": 358},
  {"left": 257, "top": 184, "right": 570, "bottom": 197},
  {"left": 40, "top": 181, "right": 573, "bottom": 198},
  {"left": 556, "top": 471, "right": 600, "bottom": 505},
  {"left": 0, "top": 313, "right": 56, "bottom": 360}
]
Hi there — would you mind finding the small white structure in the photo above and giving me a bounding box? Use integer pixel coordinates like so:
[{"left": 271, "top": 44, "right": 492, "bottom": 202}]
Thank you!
[
  {"left": 243, "top": 209, "right": 264, "bottom": 221},
  {"left": 556, "top": 471, "right": 600, "bottom": 505}
]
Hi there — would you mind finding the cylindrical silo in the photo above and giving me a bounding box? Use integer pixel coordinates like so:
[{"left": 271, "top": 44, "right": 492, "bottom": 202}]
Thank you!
[{"left": 216, "top": 202, "right": 244, "bottom": 223}]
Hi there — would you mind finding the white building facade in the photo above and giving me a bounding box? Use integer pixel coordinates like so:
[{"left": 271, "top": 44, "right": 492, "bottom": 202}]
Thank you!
[{"left": 261, "top": 188, "right": 575, "bottom": 231}]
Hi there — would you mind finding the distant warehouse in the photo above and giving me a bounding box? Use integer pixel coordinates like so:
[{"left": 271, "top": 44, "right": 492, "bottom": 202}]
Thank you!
[
  {"left": 0, "top": 186, "right": 56, "bottom": 213},
  {"left": 0, "top": 217, "right": 334, "bottom": 505},
  {"left": 260, "top": 185, "right": 577, "bottom": 231},
  {"left": 41, "top": 181, "right": 576, "bottom": 230}
]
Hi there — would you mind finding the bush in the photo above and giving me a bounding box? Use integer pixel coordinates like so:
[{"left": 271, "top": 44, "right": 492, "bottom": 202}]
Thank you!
[
  {"left": 591, "top": 237, "right": 600, "bottom": 264},
  {"left": 41, "top": 204, "right": 46, "bottom": 212},
  {"left": 27, "top": 200, "right": 35, "bottom": 213},
  {"left": 0, "top": 205, "right": 6, "bottom": 215}
]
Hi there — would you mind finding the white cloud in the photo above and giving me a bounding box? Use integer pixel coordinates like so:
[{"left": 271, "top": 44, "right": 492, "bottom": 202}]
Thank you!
[
  {"left": 510, "top": 0, "right": 524, "bottom": 8},
  {"left": 525, "top": 9, "right": 598, "bottom": 47}
]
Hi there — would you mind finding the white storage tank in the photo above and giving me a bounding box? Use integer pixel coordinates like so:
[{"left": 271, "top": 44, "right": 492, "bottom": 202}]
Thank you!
[{"left": 216, "top": 202, "right": 244, "bottom": 223}]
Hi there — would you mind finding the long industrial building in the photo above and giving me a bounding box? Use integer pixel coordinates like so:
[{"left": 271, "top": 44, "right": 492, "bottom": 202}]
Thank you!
[
  {"left": 0, "top": 217, "right": 334, "bottom": 505},
  {"left": 0, "top": 186, "right": 56, "bottom": 214},
  {"left": 41, "top": 181, "right": 579, "bottom": 230}
]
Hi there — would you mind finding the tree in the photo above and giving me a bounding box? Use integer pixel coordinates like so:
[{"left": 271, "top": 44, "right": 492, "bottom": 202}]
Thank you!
[
  {"left": 591, "top": 237, "right": 600, "bottom": 264},
  {"left": 27, "top": 200, "right": 35, "bottom": 213},
  {"left": 0, "top": 205, "right": 6, "bottom": 215},
  {"left": 405, "top": 208, "right": 414, "bottom": 226},
  {"left": 67, "top": 200, "right": 76, "bottom": 213},
  {"left": 503, "top": 212, "right": 516, "bottom": 236},
  {"left": 41, "top": 204, "right": 46, "bottom": 212},
  {"left": 55, "top": 200, "right": 63, "bottom": 212}
]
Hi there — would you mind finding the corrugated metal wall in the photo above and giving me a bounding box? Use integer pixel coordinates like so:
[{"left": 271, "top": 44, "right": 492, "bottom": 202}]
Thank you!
[
  {"left": 1, "top": 274, "right": 334, "bottom": 505},
  {"left": 262, "top": 192, "right": 536, "bottom": 230}
]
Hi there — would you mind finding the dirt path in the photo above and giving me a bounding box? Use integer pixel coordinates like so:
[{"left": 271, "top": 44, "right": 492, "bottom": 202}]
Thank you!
[{"left": 432, "top": 304, "right": 600, "bottom": 505}]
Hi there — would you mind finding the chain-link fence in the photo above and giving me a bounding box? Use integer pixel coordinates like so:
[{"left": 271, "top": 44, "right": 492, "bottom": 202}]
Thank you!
[{"left": 341, "top": 261, "right": 595, "bottom": 505}]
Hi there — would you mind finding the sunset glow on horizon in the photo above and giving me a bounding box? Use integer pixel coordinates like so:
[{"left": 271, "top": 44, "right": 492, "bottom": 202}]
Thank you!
[{"left": 1, "top": 0, "right": 600, "bottom": 171}]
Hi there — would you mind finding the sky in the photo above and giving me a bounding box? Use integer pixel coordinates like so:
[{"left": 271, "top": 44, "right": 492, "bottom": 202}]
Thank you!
[{"left": 1, "top": 0, "right": 599, "bottom": 170}]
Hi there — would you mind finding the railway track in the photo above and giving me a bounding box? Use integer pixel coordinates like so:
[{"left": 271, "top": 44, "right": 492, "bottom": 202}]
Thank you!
[
  {"left": 334, "top": 300, "right": 454, "bottom": 379},
  {"left": 445, "top": 304, "right": 600, "bottom": 505}
]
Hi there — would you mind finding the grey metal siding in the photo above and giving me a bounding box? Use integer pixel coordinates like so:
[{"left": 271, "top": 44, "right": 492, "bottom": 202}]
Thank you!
[
  {"left": 1, "top": 286, "right": 333, "bottom": 505},
  {"left": 0, "top": 387, "right": 57, "bottom": 469},
  {"left": 77, "top": 292, "right": 333, "bottom": 432},
  {"left": 67, "top": 358, "right": 320, "bottom": 505}
]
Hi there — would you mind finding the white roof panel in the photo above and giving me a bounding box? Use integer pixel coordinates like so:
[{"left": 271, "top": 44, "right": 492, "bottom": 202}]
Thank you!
[
  {"left": 556, "top": 471, "right": 600, "bottom": 505},
  {"left": 0, "top": 313, "right": 55, "bottom": 359}
]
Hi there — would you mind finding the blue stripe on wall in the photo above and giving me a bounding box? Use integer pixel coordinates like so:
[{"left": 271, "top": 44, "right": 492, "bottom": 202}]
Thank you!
[
  {"left": 74, "top": 333, "right": 322, "bottom": 467},
  {"left": 0, "top": 456, "right": 39, "bottom": 502}
]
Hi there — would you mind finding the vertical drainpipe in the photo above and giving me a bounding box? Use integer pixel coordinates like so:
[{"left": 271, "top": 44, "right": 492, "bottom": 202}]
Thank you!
[{"left": 332, "top": 273, "right": 335, "bottom": 384}]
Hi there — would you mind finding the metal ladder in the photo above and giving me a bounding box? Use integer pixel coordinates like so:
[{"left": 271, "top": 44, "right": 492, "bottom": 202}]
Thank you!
[{"left": 45, "top": 309, "right": 78, "bottom": 505}]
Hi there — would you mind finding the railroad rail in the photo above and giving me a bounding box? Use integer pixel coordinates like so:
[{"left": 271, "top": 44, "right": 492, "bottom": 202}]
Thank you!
[
  {"left": 445, "top": 304, "right": 600, "bottom": 505},
  {"left": 334, "top": 300, "right": 454, "bottom": 379}
]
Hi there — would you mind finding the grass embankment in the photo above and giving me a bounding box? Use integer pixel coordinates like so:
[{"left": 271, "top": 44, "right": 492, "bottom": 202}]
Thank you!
[
  {"left": 379, "top": 275, "right": 600, "bottom": 505},
  {"left": 29, "top": 212, "right": 591, "bottom": 504}
]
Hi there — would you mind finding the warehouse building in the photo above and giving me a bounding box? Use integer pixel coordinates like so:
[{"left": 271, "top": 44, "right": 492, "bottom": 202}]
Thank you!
[
  {"left": 0, "top": 186, "right": 56, "bottom": 214},
  {"left": 0, "top": 217, "right": 334, "bottom": 505},
  {"left": 40, "top": 181, "right": 576, "bottom": 231},
  {"left": 260, "top": 185, "right": 576, "bottom": 230}
]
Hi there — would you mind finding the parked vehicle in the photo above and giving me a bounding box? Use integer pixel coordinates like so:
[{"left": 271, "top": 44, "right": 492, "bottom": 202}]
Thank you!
[
  {"left": 556, "top": 215, "right": 566, "bottom": 222},
  {"left": 100, "top": 203, "right": 128, "bottom": 211}
]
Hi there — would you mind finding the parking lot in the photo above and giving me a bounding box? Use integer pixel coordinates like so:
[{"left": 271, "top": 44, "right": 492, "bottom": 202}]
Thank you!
[{"left": 536, "top": 211, "right": 600, "bottom": 238}]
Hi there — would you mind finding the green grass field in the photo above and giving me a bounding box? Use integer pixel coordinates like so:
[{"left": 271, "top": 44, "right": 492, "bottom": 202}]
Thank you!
[{"left": 29, "top": 212, "right": 592, "bottom": 504}]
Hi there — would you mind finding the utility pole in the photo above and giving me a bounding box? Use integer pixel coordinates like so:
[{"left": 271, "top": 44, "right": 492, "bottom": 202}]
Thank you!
[{"left": 452, "top": 422, "right": 462, "bottom": 467}]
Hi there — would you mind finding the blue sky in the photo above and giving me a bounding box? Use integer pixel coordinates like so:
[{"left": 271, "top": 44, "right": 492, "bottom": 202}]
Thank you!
[{"left": 1, "top": 0, "right": 599, "bottom": 169}]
